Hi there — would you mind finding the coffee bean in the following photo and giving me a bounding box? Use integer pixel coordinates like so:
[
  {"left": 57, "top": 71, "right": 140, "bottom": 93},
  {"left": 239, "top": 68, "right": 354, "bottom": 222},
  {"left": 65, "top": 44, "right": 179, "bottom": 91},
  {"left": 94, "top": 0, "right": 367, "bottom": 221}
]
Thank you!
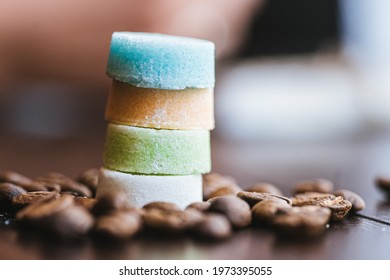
[
  {"left": 272, "top": 205, "right": 331, "bottom": 232},
  {"left": 53, "top": 204, "right": 94, "bottom": 238},
  {"left": 22, "top": 180, "right": 61, "bottom": 192},
  {"left": 203, "top": 182, "right": 242, "bottom": 201},
  {"left": 208, "top": 185, "right": 242, "bottom": 199},
  {"left": 0, "top": 171, "right": 53, "bottom": 192},
  {"left": 77, "top": 168, "right": 99, "bottom": 195},
  {"left": 183, "top": 208, "right": 205, "bottom": 228},
  {"left": 142, "top": 209, "right": 176, "bottom": 233},
  {"left": 203, "top": 172, "right": 237, "bottom": 185},
  {"left": 0, "top": 171, "right": 32, "bottom": 186},
  {"left": 292, "top": 192, "right": 352, "bottom": 221},
  {"left": 12, "top": 191, "right": 60, "bottom": 209},
  {"left": 245, "top": 182, "right": 283, "bottom": 196},
  {"left": 192, "top": 213, "right": 232, "bottom": 240},
  {"left": 94, "top": 209, "right": 142, "bottom": 239},
  {"left": 60, "top": 191, "right": 78, "bottom": 197},
  {"left": 0, "top": 183, "right": 27, "bottom": 201},
  {"left": 16, "top": 195, "right": 94, "bottom": 239},
  {"left": 142, "top": 208, "right": 203, "bottom": 234},
  {"left": 42, "top": 182, "right": 62, "bottom": 192},
  {"left": 375, "top": 176, "right": 390, "bottom": 193},
  {"left": 35, "top": 172, "right": 92, "bottom": 198},
  {"left": 186, "top": 201, "right": 211, "bottom": 212},
  {"left": 237, "top": 191, "right": 292, "bottom": 208},
  {"left": 16, "top": 195, "right": 71, "bottom": 222},
  {"left": 62, "top": 181, "right": 93, "bottom": 197},
  {"left": 92, "top": 192, "right": 131, "bottom": 216},
  {"left": 203, "top": 172, "right": 241, "bottom": 200},
  {"left": 143, "top": 201, "right": 181, "bottom": 212},
  {"left": 19, "top": 181, "right": 49, "bottom": 192},
  {"left": 208, "top": 196, "right": 251, "bottom": 228},
  {"left": 293, "top": 179, "right": 334, "bottom": 194},
  {"left": 74, "top": 197, "right": 97, "bottom": 211},
  {"left": 0, "top": 183, "right": 27, "bottom": 211},
  {"left": 333, "top": 189, "right": 365, "bottom": 212},
  {"left": 252, "top": 200, "right": 292, "bottom": 225},
  {"left": 328, "top": 200, "right": 352, "bottom": 221},
  {"left": 292, "top": 192, "right": 343, "bottom": 207}
]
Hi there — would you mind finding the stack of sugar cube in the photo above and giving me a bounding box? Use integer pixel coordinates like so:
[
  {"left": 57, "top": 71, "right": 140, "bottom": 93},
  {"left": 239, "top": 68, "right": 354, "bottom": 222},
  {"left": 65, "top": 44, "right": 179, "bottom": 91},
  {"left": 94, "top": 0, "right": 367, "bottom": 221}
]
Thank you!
[{"left": 96, "top": 32, "right": 215, "bottom": 209}]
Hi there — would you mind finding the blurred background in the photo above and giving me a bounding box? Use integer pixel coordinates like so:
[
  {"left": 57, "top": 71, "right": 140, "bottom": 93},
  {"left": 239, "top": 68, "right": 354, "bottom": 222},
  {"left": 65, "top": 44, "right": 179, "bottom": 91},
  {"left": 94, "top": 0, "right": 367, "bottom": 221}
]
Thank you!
[{"left": 1, "top": 0, "right": 390, "bottom": 184}]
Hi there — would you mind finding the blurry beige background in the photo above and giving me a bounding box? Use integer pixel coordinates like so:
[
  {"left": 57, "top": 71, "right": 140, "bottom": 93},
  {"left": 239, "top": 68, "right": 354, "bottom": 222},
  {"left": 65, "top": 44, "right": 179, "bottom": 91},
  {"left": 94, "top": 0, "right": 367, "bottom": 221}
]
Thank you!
[
  {"left": 1, "top": 0, "right": 390, "bottom": 143},
  {"left": 0, "top": 0, "right": 262, "bottom": 138},
  {"left": 0, "top": 0, "right": 262, "bottom": 91}
]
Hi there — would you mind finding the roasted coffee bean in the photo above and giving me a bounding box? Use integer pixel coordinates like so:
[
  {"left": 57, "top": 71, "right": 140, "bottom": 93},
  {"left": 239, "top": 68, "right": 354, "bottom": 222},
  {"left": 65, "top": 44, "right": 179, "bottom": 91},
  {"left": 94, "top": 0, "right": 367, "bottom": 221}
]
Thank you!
[
  {"left": 51, "top": 204, "right": 94, "bottom": 238},
  {"left": 292, "top": 192, "right": 352, "bottom": 221},
  {"left": 186, "top": 201, "right": 211, "bottom": 212},
  {"left": 19, "top": 181, "right": 49, "bottom": 192},
  {"left": 94, "top": 209, "right": 142, "bottom": 239},
  {"left": 208, "top": 196, "right": 251, "bottom": 228},
  {"left": 328, "top": 200, "right": 352, "bottom": 221},
  {"left": 183, "top": 208, "right": 205, "bottom": 228},
  {"left": 143, "top": 208, "right": 197, "bottom": 234},
  {"left": 0, "top": 183, "right": 27, "bottom": 211},
  {"left": 375, "top": 176, "right": 390, "bottom": 193},
  {"left": 204, "top": 183, "right": 242, "bottom": 201},
  {"left": 203, "top": 172, "right": 241, "bottom": 200},
  {"left": 74, "top": 197, "right": 97, "bottom": 211},
  {"left": 23, "top": 180, "right": 62, "bottom": 192},
  {"left": 92, "top": 192, "right": 131, "bottom": 216},
  {"left": 35, "top": 172, "right": 92, "bottom": 198},
  {"left": 245, "top": 182, "right": 283, "bottom": 196},
  {"left": 293, "top": 178, "right": 334, "bottom": 194},
  {"left": 252, "top": 200, "right": 292, "bottom": 225},
  {"left": 0, "top": 171, "right": 52, "bottom": 192},
  {"left": 77, "top": 168, "right": 99, "bottom": 195},
  {"left": 16, "top": 195, "right": 71, "bottom": 222},
  {"left": 142, "top": 208, "right": 203, "bottom": 234},
  {"left": 0, "top": 183, "right": 27, "bottom": 201},
  {"left": 43, "top": 183, "right": 62, "bottom": 192},
  {"left": 12, "top": 191, "right": 60, "bottom": 209},
  {"left": 333, "top": 189, "right": 365, "bottom": 212},
  {"left": 0, "top": 171, "right": 32, "bottom": 186},
  {"left": 272, "top": 205, "right": 331, "bottom": 232},
  {"left": 237, "top": 191, "right": 292, "bottom": 208},
  {"left": 208, "top": 185, "right": 242, "bottom": 199},
  {"left": 16, "top": 195, "right": 94, "bottom": 238},
  {"left": 192, "top": 213, "right": 232, "bottom": 240},
  {"left": 61, "top": 182, "right": 92, "bottom": 197},
  {"left": 143, "top": 201, "right": 181, "bottom": 212},
  {"left": 292, "top": 192, "right": 343, "bottom": 207},
  {"left": 203, "top": 172, "right": 237, "bottom": 185},
  {"left": 60, "top": 191, "right": 78, "bottom": 197}
]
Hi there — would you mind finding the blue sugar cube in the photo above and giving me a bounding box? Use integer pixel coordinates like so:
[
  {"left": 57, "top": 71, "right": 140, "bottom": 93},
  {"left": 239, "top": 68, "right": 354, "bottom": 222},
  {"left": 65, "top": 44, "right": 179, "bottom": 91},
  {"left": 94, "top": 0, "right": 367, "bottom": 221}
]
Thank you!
[{"left": 106, "top": 32, "right": 215, "bottom": 90}]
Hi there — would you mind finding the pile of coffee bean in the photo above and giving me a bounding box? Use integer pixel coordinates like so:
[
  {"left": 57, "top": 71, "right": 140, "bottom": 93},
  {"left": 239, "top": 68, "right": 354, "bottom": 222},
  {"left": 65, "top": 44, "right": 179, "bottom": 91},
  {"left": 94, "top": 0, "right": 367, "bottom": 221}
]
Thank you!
[
  {"left": 205, "top": 175, "right": 364, "bottom": 236},
  {"left": 0, "top": 170, "right": 366, "bottom": 240}
]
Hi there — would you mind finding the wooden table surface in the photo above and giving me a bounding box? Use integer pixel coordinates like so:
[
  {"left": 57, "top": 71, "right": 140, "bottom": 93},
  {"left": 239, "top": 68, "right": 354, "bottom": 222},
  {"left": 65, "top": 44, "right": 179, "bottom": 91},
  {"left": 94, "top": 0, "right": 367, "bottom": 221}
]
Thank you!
[{"left": 1, "top": 124, "right": 390, "bottom": 260}]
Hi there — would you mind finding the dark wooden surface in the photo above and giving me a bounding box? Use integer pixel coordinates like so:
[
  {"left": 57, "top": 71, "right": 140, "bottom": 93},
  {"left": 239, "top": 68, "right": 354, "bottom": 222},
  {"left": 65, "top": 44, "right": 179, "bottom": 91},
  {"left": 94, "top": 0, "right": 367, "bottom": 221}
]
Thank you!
[{"left": 1, "top": 126, "right": 390, "bottom": 260}]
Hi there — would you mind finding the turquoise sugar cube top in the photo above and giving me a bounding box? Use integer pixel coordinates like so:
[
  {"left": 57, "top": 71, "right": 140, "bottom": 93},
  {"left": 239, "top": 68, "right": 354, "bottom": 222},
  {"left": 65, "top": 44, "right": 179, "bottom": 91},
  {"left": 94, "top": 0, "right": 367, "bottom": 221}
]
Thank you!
[{"left": 106, "top": 32, "right": 215, "bottom": 90}]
